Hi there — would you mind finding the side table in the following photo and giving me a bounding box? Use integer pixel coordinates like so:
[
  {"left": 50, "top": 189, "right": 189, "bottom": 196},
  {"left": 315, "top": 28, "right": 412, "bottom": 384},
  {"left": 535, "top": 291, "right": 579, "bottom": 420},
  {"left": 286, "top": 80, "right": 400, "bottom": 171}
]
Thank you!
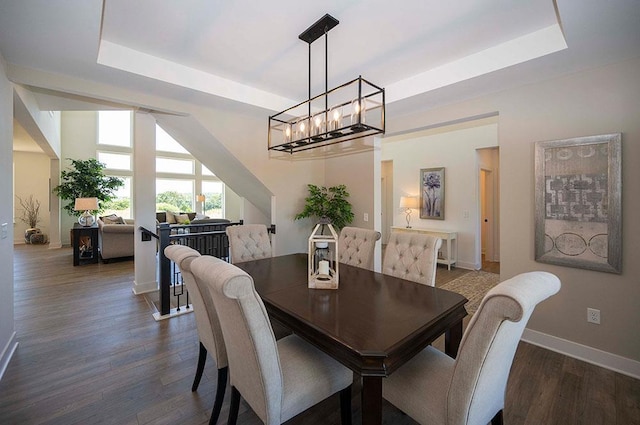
[{"left": 73, "top": 223, "right": 99, "bottom": 266}]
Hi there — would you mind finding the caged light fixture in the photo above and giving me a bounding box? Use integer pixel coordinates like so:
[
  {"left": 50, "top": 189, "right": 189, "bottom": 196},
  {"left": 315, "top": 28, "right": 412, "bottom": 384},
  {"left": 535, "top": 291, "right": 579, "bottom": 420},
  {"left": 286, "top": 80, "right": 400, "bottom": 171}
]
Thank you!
[{"left": 268, "top": 14, "right": 385, "bottom": 154}]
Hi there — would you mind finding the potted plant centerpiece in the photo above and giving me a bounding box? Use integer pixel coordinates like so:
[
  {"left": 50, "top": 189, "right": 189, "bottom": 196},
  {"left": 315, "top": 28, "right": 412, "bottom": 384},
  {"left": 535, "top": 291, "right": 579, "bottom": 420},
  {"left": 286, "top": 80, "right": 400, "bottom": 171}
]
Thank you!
[
  {"left": 17, "top": 195, "right": 43, "bottom": 244},
  {"left": 295, "top": 184, "right": 354, "bottom": 288}
]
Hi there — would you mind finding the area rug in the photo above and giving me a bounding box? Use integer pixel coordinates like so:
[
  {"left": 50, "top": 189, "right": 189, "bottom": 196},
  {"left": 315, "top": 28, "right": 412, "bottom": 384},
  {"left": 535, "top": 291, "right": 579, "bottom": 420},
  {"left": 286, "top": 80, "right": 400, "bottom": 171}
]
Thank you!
[{"left": 440, "top": 270, "right": 500, "bottom": 315}]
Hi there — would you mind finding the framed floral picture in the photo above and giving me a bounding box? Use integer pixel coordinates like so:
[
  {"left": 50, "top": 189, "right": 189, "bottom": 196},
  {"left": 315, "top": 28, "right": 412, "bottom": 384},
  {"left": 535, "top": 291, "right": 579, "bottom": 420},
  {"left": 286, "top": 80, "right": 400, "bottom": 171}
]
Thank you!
[
  {"left": 534, "top": 133, "right": 622, "bottom": 273},
  {"left": 420, "top": 167, "right": 445, "bottom": 220}
]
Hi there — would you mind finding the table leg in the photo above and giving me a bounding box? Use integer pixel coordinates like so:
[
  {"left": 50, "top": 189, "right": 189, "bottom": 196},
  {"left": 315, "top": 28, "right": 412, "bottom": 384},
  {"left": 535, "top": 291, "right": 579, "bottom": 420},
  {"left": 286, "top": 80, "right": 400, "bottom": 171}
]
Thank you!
[
  {"left": 361, "top": 376, "right": 382, "bottom": 425},
  {"left": 447, "top": 237, "right": 452, "bottom": 270},
  {"left": 445, "top": 319, "right": 463, "bottom": 358}
]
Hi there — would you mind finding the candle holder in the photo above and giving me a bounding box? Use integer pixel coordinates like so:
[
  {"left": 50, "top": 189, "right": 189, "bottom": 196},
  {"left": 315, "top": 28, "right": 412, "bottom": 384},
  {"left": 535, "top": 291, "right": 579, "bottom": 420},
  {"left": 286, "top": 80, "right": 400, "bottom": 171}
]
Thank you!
[{"left": 308, "top": 220, "right": 339, "bottom": 289}]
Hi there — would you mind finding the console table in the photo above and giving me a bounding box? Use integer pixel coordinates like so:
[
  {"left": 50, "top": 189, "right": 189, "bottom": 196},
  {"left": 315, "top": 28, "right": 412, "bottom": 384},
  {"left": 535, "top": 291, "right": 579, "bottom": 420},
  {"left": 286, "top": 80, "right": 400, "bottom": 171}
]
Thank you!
[
  {"left": 72, "top": 223, "right": 99, "bottom": 266},
  {"left": 391, "top": 226, "right": 458, "bottom": 270}
]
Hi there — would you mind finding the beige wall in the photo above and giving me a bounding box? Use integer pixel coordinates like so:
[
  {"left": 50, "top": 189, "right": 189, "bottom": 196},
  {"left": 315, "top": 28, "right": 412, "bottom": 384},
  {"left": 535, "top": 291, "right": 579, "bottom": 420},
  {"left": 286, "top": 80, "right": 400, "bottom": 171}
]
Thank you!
[
  {"left": 13, "top": 151, "right": 51, "bottom": 244},
  {"left": 386, "top": 58, "right": 640, "bottom": 363},
  {"left": 0, "top": 54, "right": 16, "bottom": 377},
  {"left": 325, "top": 149, "right": 376, "bottom": 230}
]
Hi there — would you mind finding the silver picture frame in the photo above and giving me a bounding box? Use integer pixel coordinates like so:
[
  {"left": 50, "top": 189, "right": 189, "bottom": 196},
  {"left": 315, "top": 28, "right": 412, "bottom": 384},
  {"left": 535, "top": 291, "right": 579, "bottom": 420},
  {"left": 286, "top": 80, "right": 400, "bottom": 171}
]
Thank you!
[
  {"left": 534, "top": 133, "right": 622, "bottom": 273},
  {"left": 420, "top": 167, "right": 445, "bottom": 220}
]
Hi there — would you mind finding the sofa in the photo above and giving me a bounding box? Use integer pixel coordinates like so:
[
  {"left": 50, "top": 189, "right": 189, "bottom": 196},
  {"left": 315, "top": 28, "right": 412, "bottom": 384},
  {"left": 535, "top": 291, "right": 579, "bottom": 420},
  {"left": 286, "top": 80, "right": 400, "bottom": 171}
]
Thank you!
[
  {"left": 98, "top": 216, "right": 135, "bottom": 262},
  {"left": 156, "top": 211, "right": 231, "bottom": 226}
]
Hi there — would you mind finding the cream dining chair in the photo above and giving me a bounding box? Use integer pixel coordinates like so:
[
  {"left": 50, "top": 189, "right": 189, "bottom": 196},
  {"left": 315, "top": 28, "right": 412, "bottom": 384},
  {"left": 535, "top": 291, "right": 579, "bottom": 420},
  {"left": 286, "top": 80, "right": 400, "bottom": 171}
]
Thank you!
[
  {"left": 226, "top": 224, "right": 272, "bottom": 264},
  {"left": 382, "top": 232, "right": 442, "bottom": 286},
  {"left": 164, "top": 245, "right": 228, "bottom": 425},
  {"left": 191, "top": 255, "right": 354, "bottom": 425},
  {"left": 383, "top": 271, "right": 561, "bottom": 425},
  {"left": 338, "top": 226, "right": 381, "bottom": 271}
]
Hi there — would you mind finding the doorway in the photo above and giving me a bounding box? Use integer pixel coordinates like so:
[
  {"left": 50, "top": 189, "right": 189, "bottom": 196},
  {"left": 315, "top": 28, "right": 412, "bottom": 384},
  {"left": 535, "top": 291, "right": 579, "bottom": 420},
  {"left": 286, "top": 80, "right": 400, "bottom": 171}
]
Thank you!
[{"left": 477, "top": 147, "right": 500, "bottom": 273}]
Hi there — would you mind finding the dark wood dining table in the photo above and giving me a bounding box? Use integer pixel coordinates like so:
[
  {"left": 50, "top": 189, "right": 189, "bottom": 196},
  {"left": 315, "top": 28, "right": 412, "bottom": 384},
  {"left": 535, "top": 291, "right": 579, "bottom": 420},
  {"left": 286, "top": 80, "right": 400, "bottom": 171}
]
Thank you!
[{"left": 235, "top": 253, "right": 468, "bottom": 425}]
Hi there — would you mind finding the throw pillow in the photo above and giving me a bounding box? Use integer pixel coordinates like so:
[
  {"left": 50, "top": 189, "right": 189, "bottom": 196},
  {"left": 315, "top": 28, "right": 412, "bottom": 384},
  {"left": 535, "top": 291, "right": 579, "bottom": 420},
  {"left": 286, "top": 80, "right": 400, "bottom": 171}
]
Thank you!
[
  {"left": 165, "top": 211, "right": 177, "bottom": 224},
  {"left": 102, "top": 215, "right": 125, "bottom": 224},
  {"left": 100, "top": 213, "right": 118, "bottom": 222},
  {"left": 175, "top": 213, "right": 191, "bottom": 224}
]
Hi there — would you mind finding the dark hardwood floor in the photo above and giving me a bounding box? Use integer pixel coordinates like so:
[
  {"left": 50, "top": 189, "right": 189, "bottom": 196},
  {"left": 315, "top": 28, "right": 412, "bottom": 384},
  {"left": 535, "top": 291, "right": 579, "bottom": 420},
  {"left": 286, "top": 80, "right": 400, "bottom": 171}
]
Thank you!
[{"left": 1, "top": 244, "right": 638, "bottom": 424}]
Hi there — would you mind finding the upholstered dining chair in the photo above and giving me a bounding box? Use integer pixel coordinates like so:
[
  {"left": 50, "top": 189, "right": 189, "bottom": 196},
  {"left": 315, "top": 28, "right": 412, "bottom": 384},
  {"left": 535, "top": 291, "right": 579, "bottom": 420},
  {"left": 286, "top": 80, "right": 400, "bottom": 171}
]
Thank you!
[
  {"left": 191, "top": 255, "right": 354, "bottom": 425},
  {"left": 383, "top": 271, "right": 561, "bottom": 425},
  {"left": 164, "top": 245, "right": 228, "bottom": 425},
  {"left": 338, "top": 226, "right": 381, "bottom": 271},
  {"left": 226, "top": 224, "right": 272, "bottom": 264},
  {"left": 382, "top": 232, "right": 442, "bottom": 286}
]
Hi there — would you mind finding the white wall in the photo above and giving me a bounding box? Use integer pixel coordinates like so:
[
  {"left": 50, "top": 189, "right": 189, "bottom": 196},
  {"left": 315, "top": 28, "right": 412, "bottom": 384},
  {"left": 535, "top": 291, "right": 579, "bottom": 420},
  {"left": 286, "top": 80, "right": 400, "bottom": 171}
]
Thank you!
[
  {"left": 0, "top": 54, "right": 17, "bottom": 379},
  {"left": 382, "top": 121, "right": 498, "bottom": 269},
  {"left": 13, "top": 151, "right": 51, "bottom": 244},
  {"left": 59, "top": 111, "right": 98, "bottom": 245}
]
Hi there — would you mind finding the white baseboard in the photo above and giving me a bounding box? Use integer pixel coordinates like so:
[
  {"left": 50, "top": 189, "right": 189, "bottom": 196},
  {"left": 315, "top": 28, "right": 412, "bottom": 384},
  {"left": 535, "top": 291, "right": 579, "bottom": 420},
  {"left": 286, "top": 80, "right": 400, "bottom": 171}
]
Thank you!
[
  {"left": 48, "top": 242, "right": 62, "bottom": 249},
  {"left": 456, "top": 261, "right": 480, "bottom": 270},
  {"left": 0, "top": 332, "right": 18, "bottom": 382},
  {"left": 132, "top": 280, "right": 158, "bottom": 295},
  {"left": 522, "top": 328, "right": 640, "bottom": 379}
]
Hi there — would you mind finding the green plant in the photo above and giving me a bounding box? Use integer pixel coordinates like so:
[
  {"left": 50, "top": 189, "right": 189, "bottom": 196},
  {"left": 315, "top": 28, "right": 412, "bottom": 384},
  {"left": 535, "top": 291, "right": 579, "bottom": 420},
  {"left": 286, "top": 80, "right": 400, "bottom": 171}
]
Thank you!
[
  {"left": 16, "top": 195, "right": 41, "bottom": 229},
  {"left": 294, "top": 184, "right": 354, "bottom": 230},
  {"left": 52, "top": 158, "right": 124, "bottom": 216}
]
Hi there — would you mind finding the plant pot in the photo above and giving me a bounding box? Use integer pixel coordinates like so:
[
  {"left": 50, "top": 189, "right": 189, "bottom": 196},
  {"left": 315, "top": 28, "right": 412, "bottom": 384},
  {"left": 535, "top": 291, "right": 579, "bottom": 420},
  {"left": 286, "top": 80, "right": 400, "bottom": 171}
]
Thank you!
[{"left": 25, "top": 228, "right": 41, "bottom": 244}]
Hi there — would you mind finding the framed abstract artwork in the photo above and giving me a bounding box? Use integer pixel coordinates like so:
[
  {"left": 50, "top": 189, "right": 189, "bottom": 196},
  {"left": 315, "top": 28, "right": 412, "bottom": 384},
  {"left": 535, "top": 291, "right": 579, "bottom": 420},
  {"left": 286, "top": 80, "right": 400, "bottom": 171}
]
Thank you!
[
  {"left": 534, "top": 133, "right": 622, "bottom": 273},
  {"left": 420, "top": 167, "right": 445, "bottom": 220}
]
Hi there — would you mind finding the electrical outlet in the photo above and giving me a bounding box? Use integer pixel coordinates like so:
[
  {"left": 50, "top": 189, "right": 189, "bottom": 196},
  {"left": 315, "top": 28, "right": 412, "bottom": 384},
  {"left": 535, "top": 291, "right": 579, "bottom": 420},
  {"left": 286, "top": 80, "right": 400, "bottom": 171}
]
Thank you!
[
  {"left": 1, "top": 223, "right": 7, "bottom": 239},
  {"left": 587, "top": 308, "right": 601, "bottom": 324},
  {"left": 363, "top": 213, "right": 369, "bottom": 222}
]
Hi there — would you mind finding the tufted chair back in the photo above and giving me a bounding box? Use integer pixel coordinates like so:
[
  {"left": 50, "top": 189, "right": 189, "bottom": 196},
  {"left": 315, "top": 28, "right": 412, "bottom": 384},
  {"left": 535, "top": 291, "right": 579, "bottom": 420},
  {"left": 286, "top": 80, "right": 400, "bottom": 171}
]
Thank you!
[
  {"left": 226, "top": 224, "right": 272, "bottom": 264},
  {"left": 382, "top": 232, "right": 442, "bottom": 286},
  {"left": 338, "top": 227, "right": 381, "bottom": 271}
]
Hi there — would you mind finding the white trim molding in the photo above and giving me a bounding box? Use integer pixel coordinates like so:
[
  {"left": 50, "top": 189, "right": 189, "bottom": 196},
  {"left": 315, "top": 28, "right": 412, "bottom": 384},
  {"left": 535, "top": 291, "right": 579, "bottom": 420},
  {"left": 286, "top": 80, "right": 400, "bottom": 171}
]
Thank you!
[{"left": 522, "top": 329, "right": 640, "bottom": 380}]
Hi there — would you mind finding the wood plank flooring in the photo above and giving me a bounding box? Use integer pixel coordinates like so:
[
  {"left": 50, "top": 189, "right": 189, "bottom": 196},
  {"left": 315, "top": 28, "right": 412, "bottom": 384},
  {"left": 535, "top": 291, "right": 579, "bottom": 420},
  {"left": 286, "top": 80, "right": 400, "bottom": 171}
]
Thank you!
[{"left": 1, "top": 244, "right": 639, "bottom": 424}]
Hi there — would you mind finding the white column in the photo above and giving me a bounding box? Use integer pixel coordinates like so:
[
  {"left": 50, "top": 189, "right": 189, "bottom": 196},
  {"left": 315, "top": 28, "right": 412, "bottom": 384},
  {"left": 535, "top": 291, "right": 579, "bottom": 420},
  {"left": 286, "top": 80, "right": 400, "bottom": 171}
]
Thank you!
[
  {"left": 48, "top": 158, "right": 61, "bottom": 249},
  {"left": 132, "top": 112, "right": 157, "bottom": 294}
]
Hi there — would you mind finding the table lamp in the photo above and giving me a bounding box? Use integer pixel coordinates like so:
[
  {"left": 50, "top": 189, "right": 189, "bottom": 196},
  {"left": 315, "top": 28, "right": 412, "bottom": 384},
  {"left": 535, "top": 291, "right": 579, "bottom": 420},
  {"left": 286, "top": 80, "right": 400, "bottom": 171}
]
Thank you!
[
  {"left": 74, "top": 197, "right": 99, "bottom": 226},
  {"left": 399, "top": 196, "right": 419, "bottom": 228}
]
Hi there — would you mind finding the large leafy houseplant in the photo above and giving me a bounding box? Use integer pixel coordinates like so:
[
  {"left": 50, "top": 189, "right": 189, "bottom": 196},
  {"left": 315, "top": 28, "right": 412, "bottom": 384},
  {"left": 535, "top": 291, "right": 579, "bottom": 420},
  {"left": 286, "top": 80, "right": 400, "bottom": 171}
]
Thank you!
[
  {"left": 53, "top": 158, "right": 124, "bottom": 216},
  {"left": 295, "top": 184, "right": 354, "bottom": 230}
]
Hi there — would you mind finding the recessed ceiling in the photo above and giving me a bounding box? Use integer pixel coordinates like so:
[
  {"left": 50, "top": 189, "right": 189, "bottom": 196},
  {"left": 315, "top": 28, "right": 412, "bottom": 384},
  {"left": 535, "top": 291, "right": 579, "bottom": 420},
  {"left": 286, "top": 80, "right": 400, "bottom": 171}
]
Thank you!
[
  {"left": 97, "top": 0, "right": 565, "bottom": 110},
  {"left": 0, "top": 0, "right": 639, "bottom": 115}
]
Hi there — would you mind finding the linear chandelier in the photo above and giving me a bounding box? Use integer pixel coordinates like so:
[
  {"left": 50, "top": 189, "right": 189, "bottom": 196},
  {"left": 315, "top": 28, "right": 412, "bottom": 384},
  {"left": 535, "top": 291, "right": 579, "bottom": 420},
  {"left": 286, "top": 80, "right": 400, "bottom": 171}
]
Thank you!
[{"left": 268, "top": 14, "right": 385, "bottom": 154}]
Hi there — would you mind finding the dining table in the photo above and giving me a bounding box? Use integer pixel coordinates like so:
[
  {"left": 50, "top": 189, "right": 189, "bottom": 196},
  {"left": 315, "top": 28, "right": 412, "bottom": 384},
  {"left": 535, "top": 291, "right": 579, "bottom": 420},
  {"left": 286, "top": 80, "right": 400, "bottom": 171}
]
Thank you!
[{"left": 235, "top": 253, "right": 468, "bottom": 425}]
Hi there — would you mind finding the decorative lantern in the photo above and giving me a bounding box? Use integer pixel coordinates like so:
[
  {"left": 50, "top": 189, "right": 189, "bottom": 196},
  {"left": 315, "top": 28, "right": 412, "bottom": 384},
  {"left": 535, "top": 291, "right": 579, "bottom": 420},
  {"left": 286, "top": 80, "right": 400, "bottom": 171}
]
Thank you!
[{"left": 308, "top": 220, "right": 339, "bottom": 289}]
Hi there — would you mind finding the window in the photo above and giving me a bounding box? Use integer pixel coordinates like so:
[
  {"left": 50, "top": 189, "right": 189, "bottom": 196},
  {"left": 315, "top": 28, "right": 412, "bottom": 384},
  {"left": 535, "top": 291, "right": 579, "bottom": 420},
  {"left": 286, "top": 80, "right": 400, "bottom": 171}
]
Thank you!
[
  {"left": 98, "top": 152, "right": 131, "bottom": 171},
  {"left": 202, "top": 180, "right": 224, "bottom": 218},
  {"left": 156, "top": 179, "right": 194, "bottom": 212},
  {"left": 98, "top": 111, "right": 131, "bottom": 147},
  {"left": 202, "top": 165, "right": 215, "bottom": 176},
  {"left": 156, "top": 157, "right": 194, "bottom": 174},
  {"left": 156, "top": 125, "right": 188, "bottom": 153},
  {"left": 102, "top": 177, "right": 132, "bottom": 218}
]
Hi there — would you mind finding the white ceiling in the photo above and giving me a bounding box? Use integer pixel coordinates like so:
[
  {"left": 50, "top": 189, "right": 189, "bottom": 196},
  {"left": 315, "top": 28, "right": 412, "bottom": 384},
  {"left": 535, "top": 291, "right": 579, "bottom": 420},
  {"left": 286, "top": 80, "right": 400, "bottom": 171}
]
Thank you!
[{"left": 1, "top": 0, "right": 639, "bottom": 117}]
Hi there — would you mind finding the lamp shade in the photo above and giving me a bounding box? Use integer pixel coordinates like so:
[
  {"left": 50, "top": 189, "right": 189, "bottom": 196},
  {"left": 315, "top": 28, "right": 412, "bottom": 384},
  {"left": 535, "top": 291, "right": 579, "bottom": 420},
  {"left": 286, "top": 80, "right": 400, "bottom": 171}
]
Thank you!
[
  {"left": 196, "top": 194, "right": 206, "bottom": 202},
  {"left": 399, "top": 196, "right": 419, "bottom": 209},
  {"left": 74, "top": 197, "right": 99, "bottom": 211}
]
